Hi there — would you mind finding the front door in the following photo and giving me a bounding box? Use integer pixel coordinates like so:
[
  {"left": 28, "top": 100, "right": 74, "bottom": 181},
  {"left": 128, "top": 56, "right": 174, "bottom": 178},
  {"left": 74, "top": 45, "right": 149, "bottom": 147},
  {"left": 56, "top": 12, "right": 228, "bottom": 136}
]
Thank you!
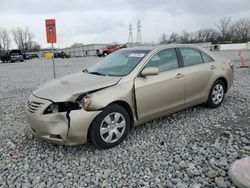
[{"left": 134, "top": 48, "right": 185, "bottom": 120}]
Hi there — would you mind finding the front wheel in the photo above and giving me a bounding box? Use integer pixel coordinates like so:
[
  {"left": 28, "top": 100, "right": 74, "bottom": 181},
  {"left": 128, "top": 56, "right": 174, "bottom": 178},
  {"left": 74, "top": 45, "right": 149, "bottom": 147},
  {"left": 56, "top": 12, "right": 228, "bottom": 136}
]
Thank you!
[
  {"left": 89, "top": 104, "right": 130, "bottom": 149},
  {"left": 206, "top": 80, "right": 225, "bottom": 108}
]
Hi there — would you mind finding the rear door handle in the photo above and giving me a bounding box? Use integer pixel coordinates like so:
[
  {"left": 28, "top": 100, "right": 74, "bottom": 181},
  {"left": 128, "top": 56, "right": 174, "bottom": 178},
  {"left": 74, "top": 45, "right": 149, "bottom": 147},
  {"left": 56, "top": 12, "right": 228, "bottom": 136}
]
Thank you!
[
  {"left": 210, "top": 65, "right": 216, "bottom": 69},
  {"left": 176, "top": 73, "right": 184, "bottom": 79}
]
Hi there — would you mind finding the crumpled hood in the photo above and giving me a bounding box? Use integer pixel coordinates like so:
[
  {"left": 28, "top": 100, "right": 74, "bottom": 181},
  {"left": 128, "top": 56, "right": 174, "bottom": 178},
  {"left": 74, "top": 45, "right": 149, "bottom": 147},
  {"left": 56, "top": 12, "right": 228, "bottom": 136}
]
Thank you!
[{"left": 33, "top": 72, "right": 121, "bottom": 102}]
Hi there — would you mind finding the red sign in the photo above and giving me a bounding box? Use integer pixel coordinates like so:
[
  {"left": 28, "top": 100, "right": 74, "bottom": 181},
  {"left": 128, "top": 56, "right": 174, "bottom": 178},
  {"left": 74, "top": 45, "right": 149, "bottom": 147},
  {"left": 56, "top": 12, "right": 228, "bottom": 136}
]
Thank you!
[{"left": 45, "top": 19, "right": 57, "bottom": 43}]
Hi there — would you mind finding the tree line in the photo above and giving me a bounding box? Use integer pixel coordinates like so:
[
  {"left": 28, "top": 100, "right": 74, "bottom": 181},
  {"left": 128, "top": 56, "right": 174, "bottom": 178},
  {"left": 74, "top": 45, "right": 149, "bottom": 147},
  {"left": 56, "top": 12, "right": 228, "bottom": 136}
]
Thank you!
[
  {"left": 1, "top": 16, "right": 249, "bottom": 51},
  {"left": 0, "top": 27, "right": 41, "bottom": 52},
  {"left": 160, "top": 17, "right": 250, "bottom": 44}
]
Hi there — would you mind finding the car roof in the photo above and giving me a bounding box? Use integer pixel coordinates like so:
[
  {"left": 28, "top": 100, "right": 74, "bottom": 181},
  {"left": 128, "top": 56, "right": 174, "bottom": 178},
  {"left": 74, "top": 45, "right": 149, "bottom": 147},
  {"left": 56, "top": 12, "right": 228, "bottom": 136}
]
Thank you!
[
  {"left": 120, "top": 44, "right": 219, "bottom": 61},
  {"left": 10, "top": 49, "right": 22, "bottom": 54},
  {"left": 122, "top": 44, "right": 206, "bottom": 52}
]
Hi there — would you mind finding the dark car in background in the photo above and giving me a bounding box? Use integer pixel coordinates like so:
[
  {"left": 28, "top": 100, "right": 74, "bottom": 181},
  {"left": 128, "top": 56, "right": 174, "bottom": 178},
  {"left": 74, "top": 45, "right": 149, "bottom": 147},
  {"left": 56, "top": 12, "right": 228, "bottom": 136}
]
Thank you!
[
  {"left": 0, "top": 50, "right": 9, "bottom": 63},
  {"left": 23, "top": 53, "right": 39, "bottom": 60},
  {"left": 0, "top": 49, "right": 24, "bottom": 63},
  {"left": 10, "top": 50, "right": 24, "bottom": 62},
  {"left": 54, "top": 51, "right": 70, "bottom": 58}
]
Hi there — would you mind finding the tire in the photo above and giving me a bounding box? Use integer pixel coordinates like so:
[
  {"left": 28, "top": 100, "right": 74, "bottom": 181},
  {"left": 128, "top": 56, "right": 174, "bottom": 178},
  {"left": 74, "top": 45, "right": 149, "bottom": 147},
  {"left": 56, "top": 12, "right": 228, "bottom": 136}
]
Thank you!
[
  {"left": 103, "top": 52, "right": 108, "bottom": 57},
  {"left": 206, "top": 80, "right": 225, "bottom": 108},
  {"left": 89, "top": 104, "right": 130, "bottom": 149}
]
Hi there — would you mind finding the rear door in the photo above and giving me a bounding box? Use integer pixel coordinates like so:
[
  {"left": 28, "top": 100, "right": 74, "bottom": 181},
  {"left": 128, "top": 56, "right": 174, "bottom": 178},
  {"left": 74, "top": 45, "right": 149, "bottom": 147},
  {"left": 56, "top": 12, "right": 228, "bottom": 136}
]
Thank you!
[
  {"left": 177, "top": 47, "right": 216, "bottom": 106},
  {"left": 134, "top": 48, "right": 185, "bottom": 120}
]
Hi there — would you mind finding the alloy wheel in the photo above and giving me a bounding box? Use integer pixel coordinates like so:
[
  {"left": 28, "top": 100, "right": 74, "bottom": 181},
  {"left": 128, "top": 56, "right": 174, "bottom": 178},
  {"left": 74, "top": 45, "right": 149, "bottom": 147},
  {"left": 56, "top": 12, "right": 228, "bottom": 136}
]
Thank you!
[
  {"left": 212, "top": 83, "right": 224, "bottom": 105},
  {"left": 100, "top": 112, "right": 126, "bottom": 143}
]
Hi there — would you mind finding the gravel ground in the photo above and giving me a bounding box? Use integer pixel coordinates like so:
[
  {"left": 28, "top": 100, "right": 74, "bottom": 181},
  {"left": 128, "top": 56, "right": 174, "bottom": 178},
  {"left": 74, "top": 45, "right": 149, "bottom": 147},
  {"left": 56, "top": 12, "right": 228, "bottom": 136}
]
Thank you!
[{"left": 0, "top": 51, "right": 249, "bottom": 188}]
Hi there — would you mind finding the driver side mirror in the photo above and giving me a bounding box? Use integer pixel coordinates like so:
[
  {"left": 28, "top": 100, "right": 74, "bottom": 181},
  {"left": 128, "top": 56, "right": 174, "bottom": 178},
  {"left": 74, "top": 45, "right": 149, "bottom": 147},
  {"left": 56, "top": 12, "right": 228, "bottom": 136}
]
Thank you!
[{"left": 141, "top": 67, "right": 159, "bottom": 77}]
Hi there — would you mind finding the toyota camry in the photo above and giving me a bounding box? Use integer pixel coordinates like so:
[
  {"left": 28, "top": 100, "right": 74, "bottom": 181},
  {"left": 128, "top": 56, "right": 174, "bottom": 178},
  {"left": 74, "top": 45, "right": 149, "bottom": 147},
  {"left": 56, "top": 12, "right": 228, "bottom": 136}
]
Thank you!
[{"left": 25, "top": 45, "right": 234, "bottom": 149}]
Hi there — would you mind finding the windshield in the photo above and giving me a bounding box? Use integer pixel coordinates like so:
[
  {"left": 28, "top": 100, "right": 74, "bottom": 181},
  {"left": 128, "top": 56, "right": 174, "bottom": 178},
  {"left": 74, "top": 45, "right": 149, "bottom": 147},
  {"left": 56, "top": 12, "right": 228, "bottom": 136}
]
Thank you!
[{"left": 88, "top": 50, "right": 149, "bottom": 76}]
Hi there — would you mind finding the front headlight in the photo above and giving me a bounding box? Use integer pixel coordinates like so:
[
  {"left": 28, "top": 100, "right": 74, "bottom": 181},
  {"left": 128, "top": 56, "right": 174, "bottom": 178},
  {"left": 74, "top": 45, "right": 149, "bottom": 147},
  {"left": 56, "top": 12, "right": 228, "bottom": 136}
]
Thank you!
[
  {"left": 75, "top": 94, "right": 92, "bottom": 111},
  {"left": 45, "top": 103, "right": 59, "bottom": 114},
  {"left": 83, "top": 98, "right": 92, "bottom": 110},
  {"left": 44, "top": 95, "right": 93, "bottom": 114},
  {"left": 44, "top": 102, "right": 82, "bottom": 114}
]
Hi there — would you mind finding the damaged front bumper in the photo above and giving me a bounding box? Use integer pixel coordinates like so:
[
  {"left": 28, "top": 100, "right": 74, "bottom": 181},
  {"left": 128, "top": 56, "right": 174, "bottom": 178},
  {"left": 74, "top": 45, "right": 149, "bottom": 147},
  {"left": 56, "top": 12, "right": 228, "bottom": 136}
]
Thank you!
[{"left": 25, "top": 94, "right": 101, "bottom": 146}]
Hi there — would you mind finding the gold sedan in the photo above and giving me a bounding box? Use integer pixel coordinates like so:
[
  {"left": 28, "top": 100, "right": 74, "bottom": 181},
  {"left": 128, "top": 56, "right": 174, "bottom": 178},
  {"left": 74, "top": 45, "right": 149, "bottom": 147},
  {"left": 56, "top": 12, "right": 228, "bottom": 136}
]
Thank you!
[{"left": 25, "top": 45, "right": 234, "bottom": 149}]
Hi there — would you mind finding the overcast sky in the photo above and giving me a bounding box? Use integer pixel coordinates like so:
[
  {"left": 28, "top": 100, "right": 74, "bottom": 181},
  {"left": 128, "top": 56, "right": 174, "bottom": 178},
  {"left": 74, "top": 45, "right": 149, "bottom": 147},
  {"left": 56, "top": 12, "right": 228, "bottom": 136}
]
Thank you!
[{"left": 0, "top": 0, "right": 250, "bottom": 48}]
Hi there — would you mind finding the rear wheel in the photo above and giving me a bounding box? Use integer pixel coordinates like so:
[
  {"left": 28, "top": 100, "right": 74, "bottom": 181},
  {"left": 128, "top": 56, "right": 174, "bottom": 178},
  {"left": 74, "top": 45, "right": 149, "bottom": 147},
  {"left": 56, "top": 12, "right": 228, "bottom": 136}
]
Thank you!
[
  {"left": 206, "top": 80, "right": 225, "bottom": 108},
  {"left": 89, "top": 104, "right": 130, "bottom": 149}
]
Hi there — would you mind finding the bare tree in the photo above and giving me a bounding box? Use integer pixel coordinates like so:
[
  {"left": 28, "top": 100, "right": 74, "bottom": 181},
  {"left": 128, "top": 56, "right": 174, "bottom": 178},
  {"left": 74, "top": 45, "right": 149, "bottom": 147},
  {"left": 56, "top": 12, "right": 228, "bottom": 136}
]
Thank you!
[
  {"left": 180, "top": 30, "right": 191, "bottom": 43},
  {"left": 168, "top": 32, "right": 180, "bottom": 43},
  {"left": 196, "top": 30, "right": 207, "bottom": 42},
  {"left": 12, "top": 27, "right": 34, "bottom": 51},
  {"left": 27, "top": 41, "right": 41, "bottom": 52},
  {"left": 195, "top": 28, "right": 219, "bottom": 42},
  {"left": 232, "top": 17, "right": 250, "bottom": 42},
  {"left": 159, "top": 33, "right": 167, "bottom": 44},
  {"left": 216, "top": 17, "right": 233, "bottom": 41},
  {"left": 158, "top": 16, "right": 250, "bottom": 45},
  {"left": 0, "top": 28, "right": 11, "bottom": 50}
]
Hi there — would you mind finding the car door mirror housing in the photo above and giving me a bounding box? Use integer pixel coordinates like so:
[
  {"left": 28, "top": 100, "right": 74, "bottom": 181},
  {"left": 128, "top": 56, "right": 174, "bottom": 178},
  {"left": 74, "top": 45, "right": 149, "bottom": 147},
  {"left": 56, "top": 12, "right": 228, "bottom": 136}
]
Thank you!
[{"left": 141, "top": 67, "right": 159, "bottom": 77}]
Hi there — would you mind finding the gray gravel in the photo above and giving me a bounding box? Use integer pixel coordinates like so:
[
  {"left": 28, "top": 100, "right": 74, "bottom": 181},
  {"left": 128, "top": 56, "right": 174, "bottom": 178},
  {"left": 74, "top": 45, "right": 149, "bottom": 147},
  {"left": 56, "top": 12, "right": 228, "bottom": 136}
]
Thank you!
[{"left": 0, "top": 51, "right": 249, "bottom": 188}]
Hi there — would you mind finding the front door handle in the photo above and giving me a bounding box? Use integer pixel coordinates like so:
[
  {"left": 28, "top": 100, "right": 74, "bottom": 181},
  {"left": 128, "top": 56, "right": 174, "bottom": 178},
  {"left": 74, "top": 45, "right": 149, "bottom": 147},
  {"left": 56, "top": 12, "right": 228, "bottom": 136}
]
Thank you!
[
  {"left": 210, "top": 65, "right": 216, "bottom": 69},
  {"left": 176, "top": 73, "right": 184, "bottom": 79}
]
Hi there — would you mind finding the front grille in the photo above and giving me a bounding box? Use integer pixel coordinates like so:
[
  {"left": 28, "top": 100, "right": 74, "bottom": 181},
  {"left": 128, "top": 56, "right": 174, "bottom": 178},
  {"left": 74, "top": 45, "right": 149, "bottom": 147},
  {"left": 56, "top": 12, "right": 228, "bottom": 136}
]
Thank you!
[{"left": 27, "top": 101, "right": 44, "bottom": 113}]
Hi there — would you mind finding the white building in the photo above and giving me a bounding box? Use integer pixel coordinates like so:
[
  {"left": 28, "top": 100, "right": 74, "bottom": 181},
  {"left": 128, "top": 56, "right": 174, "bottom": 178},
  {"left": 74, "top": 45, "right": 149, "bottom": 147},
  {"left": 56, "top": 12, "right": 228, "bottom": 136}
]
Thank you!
[{"left": 62, "top": 43, "right": 108, "bottom": 57}]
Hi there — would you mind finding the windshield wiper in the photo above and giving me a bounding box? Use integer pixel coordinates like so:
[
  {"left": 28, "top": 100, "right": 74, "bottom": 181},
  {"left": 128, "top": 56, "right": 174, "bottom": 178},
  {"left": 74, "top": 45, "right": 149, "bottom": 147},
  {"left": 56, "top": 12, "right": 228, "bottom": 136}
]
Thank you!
[{"left": 88, "top": 71, "right": 107, "bottom": 76}]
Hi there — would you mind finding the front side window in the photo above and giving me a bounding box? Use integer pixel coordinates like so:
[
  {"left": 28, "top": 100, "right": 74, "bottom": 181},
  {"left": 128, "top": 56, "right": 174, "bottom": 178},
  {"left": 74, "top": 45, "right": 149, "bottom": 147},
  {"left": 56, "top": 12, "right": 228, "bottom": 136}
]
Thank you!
[
  {"left": 145, "top": 48, "right": 179, "bottom": 72},
  {"left": 180, "top": 48, "right": 203, "bottom": 67},
  {"left": 88, "top": 50, "right": 149, "bottom": 76}
]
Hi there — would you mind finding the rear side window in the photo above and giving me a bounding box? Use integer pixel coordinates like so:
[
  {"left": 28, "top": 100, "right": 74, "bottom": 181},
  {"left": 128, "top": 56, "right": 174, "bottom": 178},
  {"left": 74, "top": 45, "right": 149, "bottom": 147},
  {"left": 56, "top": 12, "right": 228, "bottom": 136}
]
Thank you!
[
  {"left": 180, "top": 48, "right": 203, "bottom": 67},
  {"left": 201, "top": 51, "right": 214, "bottom": 63}
]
